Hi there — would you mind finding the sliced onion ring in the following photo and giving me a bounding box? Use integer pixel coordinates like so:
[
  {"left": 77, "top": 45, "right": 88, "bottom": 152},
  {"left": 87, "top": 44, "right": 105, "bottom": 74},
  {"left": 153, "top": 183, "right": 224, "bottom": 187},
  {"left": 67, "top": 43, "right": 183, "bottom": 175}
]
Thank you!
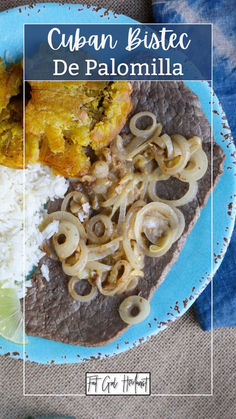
[
  {"left": 87, "top": 237, "right": 122, "bottom": 261},
  {"left": 68, "top": 277, "right": 97, "bottom": 302},
  {"left": 129, "top": 111, "right": 157, "bottom": 138},
  {"left": 172, "top": 206, "right": 185, "bottom": 242},
  {"left": 134, "top": 202, "right": 181, "bottom": 257},
  {"left": 155, "top": 134, "right": 190, "bottom": 176},
  {"left": 110, "top": 135, "right": 127, "bottom": 160},
  {"left": 96, "top": 260, "right": 132, "bottom": 296},
  {"left": 125, "top": 277, "right": 139, "bottom": 292},
  {"left": 40, "top": 211, "right": 87, "bottom": 240},
  {"left": 86, "top": 214, "right": 113, "bottom": 244},
  {"left": 188, "top": 136, "right": 202, "bottom": 155},
  {"left": 123, "top": 201, "right": 145, "bottom": 270},
  {"left": 108, "top": 260, "right": 131, "bottom": 285},
  {"left": 52, "top": 221, "right": 80, "bottom": 260},
  {"left": 62, "top": 240, "right": 88, "bottom": 276},
  {"left": 176, "top": 148, "right": 208, "bottom": 182},
  {"left": 61, "top": 191, "right": 88, "bottom": 212},
  {"left": 96, "top": 275, "right": 124, "bottom": 296},
  {"left": 86, "top": 261, "right": 111, "bottom": 273},
  {"left": 148, "top": 181, "right": 198, "bottom": 207},
  {"left": 152, "top": 133, "right": 173, "bottom": 159},
  {"left": 119, "top": 296, "right": 150, "bottom": 325}
]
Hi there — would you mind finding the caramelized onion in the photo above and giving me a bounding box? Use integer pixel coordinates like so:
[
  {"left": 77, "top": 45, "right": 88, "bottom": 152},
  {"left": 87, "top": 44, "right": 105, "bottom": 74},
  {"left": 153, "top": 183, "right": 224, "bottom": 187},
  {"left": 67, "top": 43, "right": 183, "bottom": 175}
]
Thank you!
[
  {"left": 125, "top": 276, "right": 139, "bottom": 292},
  {"left": 155, "top": 134, "right": 190, "bottom": 176},
  {"left": 119, "top": 296, "right": 150, "bottom": 324},
  {"left": 86, "top": 261, "right": 111, "bottom": 273},
  {"left": 86, "top": 215, "right": 113, "bottom": 244},
  {"left": 87, "top": 237, "right": 122, "bottom": 261},
  {"left": 134, "top": 202, "right": 181, "bottom": 257},
  {"left": 148, "top": 181, "right": 198, "bottom": 207},
  {"left": 123, "top": 201, "right": 145, "bottom": 270},
  {"left": 42, "top": 111, "right": 208, "bottom": 302},
  {"left": 40, "top": 211, "right": 87, "bottom": 240},
  {"left": 110, "top": 135, "right": 127, "bottom": 160},
  {"left": 52, "top": 221, "right": 80, "bottom": 260},
  {"left": 62, "top": 240, "right": 88, "bottom": 276},
  {"left": 61, "top": 191, "right": 88, "bottom": 212},
  {"left": 151, "top": 133, "right": 173, "bottom": 159},
  {"left": 96, "top": 260, "right": 132, "bottom": 296},
  {"left": 176, "top": 148, "right": 208, "bottom": 182},
  {"left": 68, "top": 277, "right": 97, "bottom": 302},
  {"left": 129, "top": 111, "right": 157, "bottom": 138}
]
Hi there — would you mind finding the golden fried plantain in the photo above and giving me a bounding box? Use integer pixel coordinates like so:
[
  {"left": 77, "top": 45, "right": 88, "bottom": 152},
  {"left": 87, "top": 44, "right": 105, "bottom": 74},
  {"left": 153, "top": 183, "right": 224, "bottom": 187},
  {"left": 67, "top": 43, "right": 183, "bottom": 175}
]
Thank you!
[
  {"left": 0, "top": 59, "right": 22, "bottom": 112},
  {"left": 0, "top": 59, "right": 23, "bottom": 169},
  {"left": 26, "top": 81, "right": 132, "bottom": 178},
  {"left": 0, "top": 63, "right": 132, "bottom": 177}
]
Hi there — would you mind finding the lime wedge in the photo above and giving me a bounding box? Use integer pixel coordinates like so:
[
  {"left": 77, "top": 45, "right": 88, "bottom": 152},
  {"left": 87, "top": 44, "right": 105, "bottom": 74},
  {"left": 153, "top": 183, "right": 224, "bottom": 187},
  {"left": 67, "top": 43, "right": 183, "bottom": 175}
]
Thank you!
[{"left": 0, "top": 287, "right": 28, "bottom": 345}]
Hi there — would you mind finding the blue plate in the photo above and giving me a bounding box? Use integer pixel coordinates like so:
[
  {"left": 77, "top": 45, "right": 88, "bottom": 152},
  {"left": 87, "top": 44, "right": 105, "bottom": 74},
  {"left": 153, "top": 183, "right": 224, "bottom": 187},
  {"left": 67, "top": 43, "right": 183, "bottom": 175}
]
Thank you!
[{"left": 0, "top": 3, "right": 235, "bottom": 364}]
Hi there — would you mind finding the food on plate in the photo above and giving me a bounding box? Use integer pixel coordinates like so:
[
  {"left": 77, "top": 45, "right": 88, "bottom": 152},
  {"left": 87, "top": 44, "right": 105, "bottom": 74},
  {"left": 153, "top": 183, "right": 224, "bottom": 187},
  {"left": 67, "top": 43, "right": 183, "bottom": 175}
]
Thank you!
[
  {"left": 39, "top": 112, "right": 207, "bottom": 303},
  {"left": 0, "top": 287, "right": 27, "bottom": 345},
  {"left": 0, "top": 59, "right": 22, "bottom": 113},
  {"left": 0, "top": 59, "right": 23, "bottom": 169},
  {"left": 23, "top": 81, "right": 224, "bottom": 346},
  {"left": 0, "top": 59, "right": 225, "bottom": 347},
  {"left": 119, "top": 296, "right": 151, "bottom": 325},
  {"left": 25, "top": 81, "right": 132, "bottom": 177},
  {"left": 0, "top": 161, "right": 68, "bottom": 343}
]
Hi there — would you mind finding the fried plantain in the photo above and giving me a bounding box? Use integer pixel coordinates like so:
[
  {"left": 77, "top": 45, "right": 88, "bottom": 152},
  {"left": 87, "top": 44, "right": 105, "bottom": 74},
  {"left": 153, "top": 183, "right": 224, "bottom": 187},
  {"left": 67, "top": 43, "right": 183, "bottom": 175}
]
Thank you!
[
  {"left": 26, "top": 81, "right": 132, "bottom": 178},
  {"left": 0, "top": 62, "right": 133, "bottom": 177},
  {"left": 0, "top": 59, "right": 23, "bottom": 169}
]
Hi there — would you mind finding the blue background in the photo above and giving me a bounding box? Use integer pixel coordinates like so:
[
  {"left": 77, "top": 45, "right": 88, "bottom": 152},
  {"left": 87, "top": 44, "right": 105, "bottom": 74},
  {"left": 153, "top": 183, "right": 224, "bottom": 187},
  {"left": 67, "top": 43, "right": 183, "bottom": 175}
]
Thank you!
[{"left": 152, "top": 0, "right": 236, "bottom": 330}]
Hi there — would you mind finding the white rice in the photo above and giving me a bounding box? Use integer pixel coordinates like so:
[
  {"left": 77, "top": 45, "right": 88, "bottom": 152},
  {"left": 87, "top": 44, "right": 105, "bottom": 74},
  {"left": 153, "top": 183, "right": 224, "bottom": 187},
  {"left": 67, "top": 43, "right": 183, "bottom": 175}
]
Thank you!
[
  {"left": 0, "top": 163, "right": 68, "bottom": 298},
  {"left": 41, "top": 264, "right": 50, "bottom": 282},
  {"left": 78, "top": 202, "right": 90, "bottom": 222}
]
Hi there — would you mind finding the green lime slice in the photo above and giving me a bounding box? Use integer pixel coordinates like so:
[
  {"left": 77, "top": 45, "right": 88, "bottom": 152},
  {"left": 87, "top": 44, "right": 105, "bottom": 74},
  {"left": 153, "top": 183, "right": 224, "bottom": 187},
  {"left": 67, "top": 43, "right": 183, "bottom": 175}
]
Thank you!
[{"left": 0, "top": 287, "right": 28, "bottom": 345}]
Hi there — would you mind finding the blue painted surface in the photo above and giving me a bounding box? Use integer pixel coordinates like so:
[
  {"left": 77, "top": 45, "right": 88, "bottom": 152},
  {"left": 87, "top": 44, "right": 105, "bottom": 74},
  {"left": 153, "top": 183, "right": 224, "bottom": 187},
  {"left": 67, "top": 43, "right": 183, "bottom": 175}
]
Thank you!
[{"left": 0, "top": 3, "right": 235, "bottom": 364}]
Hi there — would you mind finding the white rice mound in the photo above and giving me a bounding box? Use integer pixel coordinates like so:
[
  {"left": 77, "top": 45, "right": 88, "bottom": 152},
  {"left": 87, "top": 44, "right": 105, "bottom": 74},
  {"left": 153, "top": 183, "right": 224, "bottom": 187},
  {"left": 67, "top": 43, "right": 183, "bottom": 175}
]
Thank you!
[{"left": 0, "top": 163, "right": 68, "bottom": 298}]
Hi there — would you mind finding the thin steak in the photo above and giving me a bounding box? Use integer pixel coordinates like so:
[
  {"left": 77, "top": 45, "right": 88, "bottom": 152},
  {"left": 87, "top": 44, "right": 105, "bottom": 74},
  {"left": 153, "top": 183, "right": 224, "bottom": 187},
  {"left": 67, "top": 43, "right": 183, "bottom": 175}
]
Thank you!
[{"left": 24, "top": 81, "right": 224, "bottom": 346}]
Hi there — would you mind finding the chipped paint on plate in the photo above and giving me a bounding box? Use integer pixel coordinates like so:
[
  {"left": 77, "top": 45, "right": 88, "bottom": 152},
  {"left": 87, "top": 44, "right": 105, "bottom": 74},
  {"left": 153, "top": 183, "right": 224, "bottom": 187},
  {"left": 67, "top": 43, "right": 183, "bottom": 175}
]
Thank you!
[{"left": 0, "top": 3, "right": 235, "bottom": 364}]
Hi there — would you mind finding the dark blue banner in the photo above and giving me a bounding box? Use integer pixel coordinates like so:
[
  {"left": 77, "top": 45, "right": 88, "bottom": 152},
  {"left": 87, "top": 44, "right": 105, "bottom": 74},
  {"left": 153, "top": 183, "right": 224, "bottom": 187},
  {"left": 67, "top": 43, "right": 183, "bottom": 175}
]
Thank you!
[{"left": 24, "top": 24, "right": 212, "bottom": 81}]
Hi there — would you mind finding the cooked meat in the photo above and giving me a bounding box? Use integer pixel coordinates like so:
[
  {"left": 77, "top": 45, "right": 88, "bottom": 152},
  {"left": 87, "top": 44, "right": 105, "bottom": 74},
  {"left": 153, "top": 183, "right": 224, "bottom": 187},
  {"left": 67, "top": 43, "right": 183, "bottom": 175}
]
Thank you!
[{"left": 24, "top": 81, "right": 225, "bottom": 346}]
